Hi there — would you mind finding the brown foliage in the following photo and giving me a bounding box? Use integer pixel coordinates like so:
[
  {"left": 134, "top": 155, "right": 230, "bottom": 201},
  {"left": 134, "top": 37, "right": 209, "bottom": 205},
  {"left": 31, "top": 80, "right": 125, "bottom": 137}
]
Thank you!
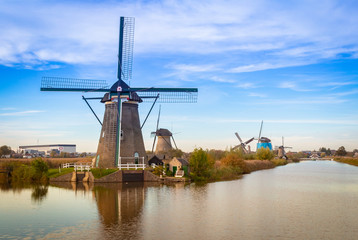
[{"left": 242, "top": 160, "right": 275, "bottom": 173}]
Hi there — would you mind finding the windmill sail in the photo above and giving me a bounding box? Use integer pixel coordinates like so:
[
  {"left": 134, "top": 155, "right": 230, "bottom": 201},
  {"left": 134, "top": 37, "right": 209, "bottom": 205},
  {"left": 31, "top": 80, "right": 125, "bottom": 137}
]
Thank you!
[{"left": 118, "top": 17, "right": 135, "bottom": 84}]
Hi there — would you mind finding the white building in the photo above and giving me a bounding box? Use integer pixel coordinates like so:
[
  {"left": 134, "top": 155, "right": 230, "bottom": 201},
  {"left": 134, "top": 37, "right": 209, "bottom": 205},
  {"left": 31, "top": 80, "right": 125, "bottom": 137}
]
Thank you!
[{"left": 19, "top": 144, "right": 76, "bottom": 155}]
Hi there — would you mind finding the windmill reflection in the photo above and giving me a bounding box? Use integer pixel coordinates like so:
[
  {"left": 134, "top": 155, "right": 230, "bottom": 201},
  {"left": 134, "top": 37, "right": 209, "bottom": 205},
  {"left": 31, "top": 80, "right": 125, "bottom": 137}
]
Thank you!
[{"left": 94, "top": 183, "right": 146, "bottom": 229}]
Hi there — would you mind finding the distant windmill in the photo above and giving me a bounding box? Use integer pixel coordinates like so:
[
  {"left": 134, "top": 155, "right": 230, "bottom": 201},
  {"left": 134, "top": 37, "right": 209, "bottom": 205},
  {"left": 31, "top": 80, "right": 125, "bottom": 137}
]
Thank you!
[
  {"left": 233, "top": 132, "right": 254, "bottom": 154},
  {"left": 276, "top": 136, "right": 292, "bottom": 159},
  {"left": 151, "top": 106, "right": 178, "bottom": 154},
  {"left": 256, "top": 121, "right": 272, "bottom": 151},
  {"left": 41, "top": 17, "right": 198, "bottom": 168}
]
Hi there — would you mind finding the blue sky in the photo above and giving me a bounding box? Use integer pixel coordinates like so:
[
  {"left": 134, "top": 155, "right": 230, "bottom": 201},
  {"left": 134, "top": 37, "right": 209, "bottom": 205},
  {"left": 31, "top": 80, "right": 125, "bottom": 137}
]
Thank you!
[{"left": 1, "top": 0, "right": 358, "bottom": 153}]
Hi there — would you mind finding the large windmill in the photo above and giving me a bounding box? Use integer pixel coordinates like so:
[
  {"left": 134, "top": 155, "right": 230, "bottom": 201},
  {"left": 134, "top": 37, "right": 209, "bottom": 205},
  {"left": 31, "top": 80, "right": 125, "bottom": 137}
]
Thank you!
[{"left": 41, "top": 17, "right": 198, "bottom": 168}]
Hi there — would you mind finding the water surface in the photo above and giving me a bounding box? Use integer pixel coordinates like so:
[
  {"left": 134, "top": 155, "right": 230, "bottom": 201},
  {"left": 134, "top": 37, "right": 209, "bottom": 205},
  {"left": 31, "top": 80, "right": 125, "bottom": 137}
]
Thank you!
[{"left": 1, "top": 161, "right": 358, "bottom": 239}]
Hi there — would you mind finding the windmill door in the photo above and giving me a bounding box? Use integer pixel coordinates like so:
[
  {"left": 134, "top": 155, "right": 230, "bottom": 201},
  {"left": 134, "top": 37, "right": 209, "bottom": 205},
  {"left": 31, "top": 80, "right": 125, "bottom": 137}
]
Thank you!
[{"left": 173, "top": 166, "right": 177, "bottom": 175}]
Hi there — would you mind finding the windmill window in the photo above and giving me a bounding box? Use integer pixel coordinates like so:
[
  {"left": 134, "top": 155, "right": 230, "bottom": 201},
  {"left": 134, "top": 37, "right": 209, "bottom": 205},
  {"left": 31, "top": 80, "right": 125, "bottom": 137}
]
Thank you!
[
  {"left": 102, "top": 131, "right": 105, "bottom": 138},
  {"left": 134, "top": 152, "right": 139, "bottom": 164}
]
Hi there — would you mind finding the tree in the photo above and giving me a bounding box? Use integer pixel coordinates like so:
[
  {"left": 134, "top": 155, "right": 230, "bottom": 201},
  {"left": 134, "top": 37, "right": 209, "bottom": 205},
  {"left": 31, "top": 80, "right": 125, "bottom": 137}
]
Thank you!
[
  {"left": 0, "top": 145, "right": 12, "bottom": 156},
  {"left": 167, "top": 148, "right": 184, "bottom": 158},
  {"left": 336, "top": 146, "right": 347, "bottom": 156},
  {"left": 319, "top": 147, "right": 327, "bottom": 153},
  {"left": 189, "top": 148, "right": 214, "bottom": 181},
  {"left": 256, "top": 147, "right": 275, "bottom": 160}
]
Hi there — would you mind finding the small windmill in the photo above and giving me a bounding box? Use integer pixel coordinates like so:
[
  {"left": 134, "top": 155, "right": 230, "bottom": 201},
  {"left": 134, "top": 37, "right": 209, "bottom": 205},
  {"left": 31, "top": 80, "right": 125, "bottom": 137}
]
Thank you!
[
  {"left": 41, "top": 17, "right": 198, "bottom": 168},
  {"left": 233, "top": 132, "right": 254, "bottom": 154},
  {"left": 276, "top": 136, "right": 292, "bottom": 159},
  {"left": 256, "top": 121, "right": 272, "bottom": 151},
  {"left": 151, "top": 106, "right": 178, "bottom": 154}
]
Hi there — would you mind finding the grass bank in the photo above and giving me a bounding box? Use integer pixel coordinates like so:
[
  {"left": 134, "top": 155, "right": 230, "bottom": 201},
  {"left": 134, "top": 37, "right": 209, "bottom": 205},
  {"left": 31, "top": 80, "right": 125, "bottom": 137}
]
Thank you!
[
  {"left": 47, "top": 168, "right": 74, "bottom": 178},
  {"left": 334, "top": 157, "right": 358, "bottom": 167},
  {"left": 91, "top": 168, "right": 118, "bottom": 178}
]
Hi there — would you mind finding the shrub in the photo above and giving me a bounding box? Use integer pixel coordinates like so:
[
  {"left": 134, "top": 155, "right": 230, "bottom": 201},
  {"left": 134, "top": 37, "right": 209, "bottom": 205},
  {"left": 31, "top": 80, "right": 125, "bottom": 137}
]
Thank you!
[
  {"left": 242, "top": 160, "right": 275, "bottom": 173},
  {"left": 10, "top": 160, "right": 49, "bottom": 183},
  {"left": 256, "top": 147, "right": 275, "bottom": 160},
  {"left": 271, "top": 158, "right": 287, "bottom": 166},
  {"left": 207, "top": 166, "right": 242, "bottom": 181},
  {"left": 152, "top": 166, "right": 165, "bottom": 176},
  {"left": 221, "top": 151, "right": 245, "bottom": 170},
  {"left": 189, "top": 148, "right": 214, "bottom": 181}
]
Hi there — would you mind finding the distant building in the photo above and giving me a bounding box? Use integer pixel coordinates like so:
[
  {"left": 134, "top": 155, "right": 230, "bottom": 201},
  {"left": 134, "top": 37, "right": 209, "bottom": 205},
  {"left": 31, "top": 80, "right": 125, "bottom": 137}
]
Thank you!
[{"left": 19, "top": 144, "right": 76, "bottom": 155}]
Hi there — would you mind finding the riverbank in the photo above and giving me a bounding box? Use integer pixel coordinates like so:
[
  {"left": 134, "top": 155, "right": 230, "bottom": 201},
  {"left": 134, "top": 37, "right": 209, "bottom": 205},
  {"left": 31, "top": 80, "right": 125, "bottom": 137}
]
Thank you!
[
  {"left": 334, "top": 157, "right": 358, "bottom": 167},
  {"left": 1, "top": 156, "right": 293, "bottom": 184}
]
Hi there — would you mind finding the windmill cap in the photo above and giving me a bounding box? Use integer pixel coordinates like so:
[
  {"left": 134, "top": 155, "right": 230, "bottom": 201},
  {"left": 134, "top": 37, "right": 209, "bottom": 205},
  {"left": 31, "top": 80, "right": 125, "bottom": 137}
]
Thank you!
[
  {"left": 109, "top": 80, "right": 142, "bottom": 102},
  {"left": 157, "top": 128, "right": 172, "bottom": 136}
]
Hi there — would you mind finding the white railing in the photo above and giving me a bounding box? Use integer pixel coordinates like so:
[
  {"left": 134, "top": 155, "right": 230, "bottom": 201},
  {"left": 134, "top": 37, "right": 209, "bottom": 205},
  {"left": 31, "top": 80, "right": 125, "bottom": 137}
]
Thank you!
[
  {"left": 61, "top": 162, "right": 92, "bottom": 171},
  {"left": 118, "top": 157, "right": 146, "bottom": 170}
]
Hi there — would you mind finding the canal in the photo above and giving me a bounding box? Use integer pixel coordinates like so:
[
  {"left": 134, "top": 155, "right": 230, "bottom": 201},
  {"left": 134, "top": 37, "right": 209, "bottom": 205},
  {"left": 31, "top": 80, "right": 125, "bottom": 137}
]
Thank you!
[{"left": 1, "top": 160, "right": 358, "bottom": 239}]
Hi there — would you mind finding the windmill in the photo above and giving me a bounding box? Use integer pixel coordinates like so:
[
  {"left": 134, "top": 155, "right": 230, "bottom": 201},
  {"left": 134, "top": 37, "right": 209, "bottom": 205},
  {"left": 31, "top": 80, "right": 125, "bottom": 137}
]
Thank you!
[
  {"left": 276, "top": 136, "right": 292, "bottom": 159},
  {"left": 256, "top": 120, "right": 272, "bottom": 151},
  {"left": 40, "top": 17, "right": 198, "bottom": 168},
  {"left": 150, "top": 106, "right": 178, "bottom": 155},
  {"left": 233, "top": 132, "right": 254, "bottom": 154}
]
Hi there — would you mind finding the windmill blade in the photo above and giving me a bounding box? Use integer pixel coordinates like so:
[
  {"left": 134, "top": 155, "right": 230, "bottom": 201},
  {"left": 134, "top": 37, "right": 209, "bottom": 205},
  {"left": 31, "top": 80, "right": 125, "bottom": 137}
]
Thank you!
[
  {"left": 171, "top": 136, "right": 178, "bottom": 149},
  {"left": 258, "top": 120, "right": 263, "bottom": 143},
  {"left": 244, "top": 137, "right": 255, "bottom": 145},
  {"left": 235, "top": 132, "right": 243, "bottom": 143},
  {"left": 136, "top": 88, "right": 198, "bottom": 103},
  {"left": 156, "top": 105, "right": 161, "bottom": 132},
  {"left": 41, "top": 77, "right": 110, "bottom": 92},
  {"left": 242, "top": 145, "right": 248, "bottom": 154},
  {"left": 151, "top": 135, "right": 157, "bottom": 153},
  {"left": 117, "top": 17, "right": 135, "bottom": 84},
  {"left": 232, "top": 145, "right": 241, "bottom": 150}
]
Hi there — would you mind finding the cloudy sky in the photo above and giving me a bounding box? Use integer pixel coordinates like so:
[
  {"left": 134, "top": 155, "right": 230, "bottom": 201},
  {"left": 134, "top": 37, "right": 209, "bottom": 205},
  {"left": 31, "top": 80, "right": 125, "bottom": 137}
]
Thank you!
[{"left": 1, "top": 0, "right": 358, "bottom": 153}]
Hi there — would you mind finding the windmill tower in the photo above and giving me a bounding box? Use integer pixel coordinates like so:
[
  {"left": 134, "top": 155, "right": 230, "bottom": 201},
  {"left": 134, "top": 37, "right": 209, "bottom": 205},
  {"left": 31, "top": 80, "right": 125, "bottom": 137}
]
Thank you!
[
  {"left": 151, "top": 106, "right": 178, "bottom": 155},
  {"left": 277, "top": 136, "right": 292, "bottom": 159},
  {"left": 256, "top": 121, "right": 272, "bottom": 151},
  {"left": 41, "top": 17, "right": 198, "bottom": 168}
]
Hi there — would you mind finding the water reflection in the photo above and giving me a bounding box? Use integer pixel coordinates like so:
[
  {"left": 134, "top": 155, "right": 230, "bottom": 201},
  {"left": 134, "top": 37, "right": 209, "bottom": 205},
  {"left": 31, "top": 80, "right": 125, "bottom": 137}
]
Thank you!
[
  {"left": 0, "top": 180, "right": 49, "bottom": 203},
  {"left": 31, "top": 185, "right": 48, "bottom": 203},
  {"left": 2, "top": 162, "right": 358, "bottom": 240}
]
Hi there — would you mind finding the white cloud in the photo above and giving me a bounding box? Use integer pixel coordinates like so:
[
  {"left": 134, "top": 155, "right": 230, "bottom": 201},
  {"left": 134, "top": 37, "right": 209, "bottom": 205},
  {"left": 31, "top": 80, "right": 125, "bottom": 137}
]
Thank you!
[
  {"left": 236, "top": 82, "right": 259, "bottom": 89},
  {"left": 0, "top": 110, "right": 44, "bottom": 116},
  {"left": 248, "top": 92, "right": 266, "bottom": 98},
  {"left": 278, "top": 81, "right": 313, "bottom": 92},
  {"left": 0, "top": 0, "right": 358, "bottom": 71},
  {"left": 168, "top": 64, "right": 219, "bottom": 73}
]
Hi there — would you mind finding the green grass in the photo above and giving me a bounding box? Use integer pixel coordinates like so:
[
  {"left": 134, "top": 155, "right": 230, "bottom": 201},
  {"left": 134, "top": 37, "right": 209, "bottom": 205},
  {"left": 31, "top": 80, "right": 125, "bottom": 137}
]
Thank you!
[
  {"left": 47, "top": 168, "right": 74, "bottom": 178},
  {"left": 91, "top": 168, "right": 118, "bottom": 179}
]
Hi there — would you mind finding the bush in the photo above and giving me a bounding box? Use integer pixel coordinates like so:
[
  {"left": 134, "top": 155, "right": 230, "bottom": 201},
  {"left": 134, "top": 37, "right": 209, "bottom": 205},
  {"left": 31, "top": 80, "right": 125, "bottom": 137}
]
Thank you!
[
  {"left": 10, "top": 159, "right": 49, "bottom": 183},
  {"left": 221, "top": 151, "right": 245, "bottom": 170},
  {"left": 189, "top": 148, "right": 214, "bottom": 181},
  {"left": 207, "top": 166, "right": 242, "bottom": 181},
  {"left": 256, "top": 147, "right": 275, "bottom": 160},
  {"left": 271, "top": 158, "right": 287, "bottom": 166},
  {"left": 152, "top": 166, "right": 165, "bottom": 176}
]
